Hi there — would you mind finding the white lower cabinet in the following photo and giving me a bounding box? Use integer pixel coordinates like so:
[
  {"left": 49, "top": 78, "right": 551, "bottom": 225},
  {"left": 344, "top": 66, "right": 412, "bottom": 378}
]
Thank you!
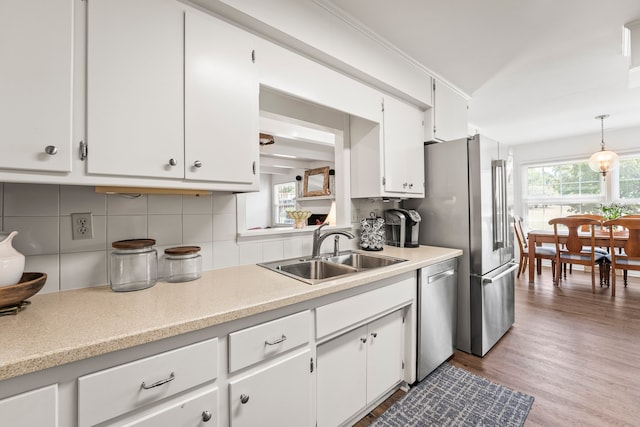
[
  {"left": 366, "top": 310, "right": 405, "bottom": 400},
  {"left": 317, "top": 309, "right": 405, "bottom": 427},
  {"left": 119, "top": 385, "right": 218, "bottom": 427},
  {"left": 317, "top": 326, "right": 367, "bottom": 427},
  {"left": 78, "top": 338, "right": 218, "bottom": 427},
  {"left": 0, "top": 384, "right": 58, "bottom": 427},
  {"left": 229, "top": 349, "right": 312, "bottom": 427}
]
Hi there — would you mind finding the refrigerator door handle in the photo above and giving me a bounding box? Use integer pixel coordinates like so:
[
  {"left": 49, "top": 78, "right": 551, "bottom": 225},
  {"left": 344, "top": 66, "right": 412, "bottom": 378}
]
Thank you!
[
  {"left": 491, "top": 159, "right": 507, "bottom": 250},
  {"left": 480, "top": 262, "right": 519, "bottom": 284}
]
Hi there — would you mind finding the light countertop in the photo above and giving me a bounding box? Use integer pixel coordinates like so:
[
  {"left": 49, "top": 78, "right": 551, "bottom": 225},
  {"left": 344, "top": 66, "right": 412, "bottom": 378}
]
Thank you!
[{"left": 0, "top": 245, "right": 461, "bottom": 381}]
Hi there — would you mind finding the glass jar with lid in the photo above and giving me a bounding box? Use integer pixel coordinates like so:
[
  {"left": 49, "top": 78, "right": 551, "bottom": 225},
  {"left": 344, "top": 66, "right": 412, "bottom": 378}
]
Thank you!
[
  {"left": 110, "top": 239, "right": 157, "bottom": 292},
  {"left": 163, "top": 246, "right": 202, "bottom": 282}
]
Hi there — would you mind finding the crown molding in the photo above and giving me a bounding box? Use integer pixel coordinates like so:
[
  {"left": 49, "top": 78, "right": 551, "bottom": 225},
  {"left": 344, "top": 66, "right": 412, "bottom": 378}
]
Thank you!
[{"left": 312, "top": 0, "right": 470, "bottom": 99}]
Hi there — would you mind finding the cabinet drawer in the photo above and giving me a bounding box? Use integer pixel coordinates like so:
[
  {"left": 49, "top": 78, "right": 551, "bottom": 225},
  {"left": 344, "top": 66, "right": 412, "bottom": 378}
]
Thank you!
[
  {"left": 120, "top": 385, "right": 218, "bottom": 427},
  {"left": 78, "top": 338, "right": 218, "bottom": 427},
  {"left": 229, "top": 310, "right": 310, "bottom": 372},
  {"left": 0, "top": 384, "right": 57, "bottom": 427},
  {"left": 316, "top": 273, "right": 415, "bottom": 339}
]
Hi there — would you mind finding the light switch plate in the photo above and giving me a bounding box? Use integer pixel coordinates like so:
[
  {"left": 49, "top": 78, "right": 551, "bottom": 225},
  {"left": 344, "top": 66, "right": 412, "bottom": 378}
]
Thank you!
[{"left": 71, "top": 212, "right": 94, "bottom": 240}]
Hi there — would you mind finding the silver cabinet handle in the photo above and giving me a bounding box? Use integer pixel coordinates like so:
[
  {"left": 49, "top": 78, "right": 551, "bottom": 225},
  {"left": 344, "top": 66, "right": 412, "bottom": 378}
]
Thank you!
[
  {"left": 140, "top": 372, "right": 175, "bottom": 389},
  {"left": 427, "top": 269, "right": 455, "bottom": 284},
  {"left": 168, "top": 158, "right": 177, "bottom": 166},
  {"left": 45, "top": 145, "right": 58, "bottom": 155},
  {"left": 202, "top": 411, "right": 212, "bottom": 422},
  {"left": 240, "top": 394, "right": 250, "bottom": 404},
  {"left": 194, "top": 160, "right": 202, "bottom": 168},
  {"left": 360, "top": 337, "right": 367, "bottom": 343},
  {"left": 371, "top": 332, "right": 378, "bottom": 338},
  {"left": 265, "top": 334, "right": 287, "bottom": 346}
]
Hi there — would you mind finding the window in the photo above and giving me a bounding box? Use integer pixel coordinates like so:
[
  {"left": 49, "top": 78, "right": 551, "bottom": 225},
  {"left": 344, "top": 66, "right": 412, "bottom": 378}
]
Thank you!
[
  {"left": 618, "top": 156, "right": 640, "bottom": 201},
  {"left": 523, "top": 160, "right": 604, "bottom": 230},
  {"left": 273, "top": 182, "right": 296, "bottom": 225},
  {"left": 522, "top": 155, "right": 640, "bottom": 229}
]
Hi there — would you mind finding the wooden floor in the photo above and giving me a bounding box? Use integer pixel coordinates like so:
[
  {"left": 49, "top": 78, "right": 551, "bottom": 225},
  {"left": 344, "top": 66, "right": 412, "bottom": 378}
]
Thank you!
[{"left": 356, "top": 268, "right": 640, "bottom": 426}]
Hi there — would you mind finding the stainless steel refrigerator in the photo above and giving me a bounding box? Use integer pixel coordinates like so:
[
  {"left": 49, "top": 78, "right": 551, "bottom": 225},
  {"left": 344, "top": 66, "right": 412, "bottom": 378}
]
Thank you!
[{"left": 405, "top": 134, "right": 517, "bottom": 357}]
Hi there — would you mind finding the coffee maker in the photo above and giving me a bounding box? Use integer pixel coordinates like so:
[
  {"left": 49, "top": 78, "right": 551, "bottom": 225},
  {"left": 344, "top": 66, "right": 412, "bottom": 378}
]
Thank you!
[{"left": 384, "top": 208, "right": 421, "bottom": 248}]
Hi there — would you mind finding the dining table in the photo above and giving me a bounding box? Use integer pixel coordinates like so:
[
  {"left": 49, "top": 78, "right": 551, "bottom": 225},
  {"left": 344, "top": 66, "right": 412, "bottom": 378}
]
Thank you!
[{"left": 526, "top": 229, "right": 629, "bottom": 283}]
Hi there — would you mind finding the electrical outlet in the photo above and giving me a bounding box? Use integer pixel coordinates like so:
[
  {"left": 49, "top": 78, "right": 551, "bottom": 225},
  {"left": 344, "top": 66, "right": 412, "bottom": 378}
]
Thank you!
[{"left": 71, "top": 213, "right": 94, "bottom": 240}]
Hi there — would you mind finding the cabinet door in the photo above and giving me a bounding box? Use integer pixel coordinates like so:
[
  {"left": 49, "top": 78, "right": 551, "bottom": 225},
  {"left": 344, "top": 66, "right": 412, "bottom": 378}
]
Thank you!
[
  {"left": 431, "top": 80, "right": 468, "bottom": 142},
  {"left": 87, "top": 0, "right": 184, "bottom": 179},
  {"left": 316, "top": 326, "right": 367, "bottom": 427},
  {"left": 0, "top": 0, "right": 72, "bottom": 173},
  {"left": 185, "top": 10, "right": 259, "bottom": 186},
  {"left": 366, "top": 310, "right": 405, "bottom": 403},
  {"left": 382, "top": 97, "right": 424, "bottom": 196},
  {"left": 120, "top": 386, "right": 218, "bottom": 427},
  {"left": 229, "top": 349, "right": 311, "bottom": 427},
  {"left": 0, "top": 384, "right": 58, "bottom": 427}
]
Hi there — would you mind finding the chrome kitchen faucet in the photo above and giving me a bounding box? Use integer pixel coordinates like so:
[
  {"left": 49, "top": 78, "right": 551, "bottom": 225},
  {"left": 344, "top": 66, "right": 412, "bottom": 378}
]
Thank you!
[{"left": 311, "top": 223, "right": 355, "bottom": 258}]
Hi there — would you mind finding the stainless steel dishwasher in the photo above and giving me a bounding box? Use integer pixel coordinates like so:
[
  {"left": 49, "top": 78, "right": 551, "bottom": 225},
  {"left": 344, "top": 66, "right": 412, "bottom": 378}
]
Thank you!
[{"left": 417, "top": 257, "right": 458, "bottom": 381}]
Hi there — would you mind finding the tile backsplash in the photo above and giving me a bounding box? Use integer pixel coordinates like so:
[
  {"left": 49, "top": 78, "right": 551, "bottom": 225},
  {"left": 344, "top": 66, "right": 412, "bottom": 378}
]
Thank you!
[{"left": 1, "top": 183, "right": 351, "bottom": 293}]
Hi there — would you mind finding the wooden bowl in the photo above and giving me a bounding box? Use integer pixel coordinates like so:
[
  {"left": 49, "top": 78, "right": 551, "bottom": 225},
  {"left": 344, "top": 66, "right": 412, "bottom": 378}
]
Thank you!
[{"left": 0, "top": 272, "right": 47, "bottom": 308}]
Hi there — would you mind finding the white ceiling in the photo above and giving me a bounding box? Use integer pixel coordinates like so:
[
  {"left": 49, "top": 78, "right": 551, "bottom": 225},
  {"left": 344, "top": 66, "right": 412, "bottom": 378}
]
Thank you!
[{"left": 325, "top": 0, "right": 640, "bottom": 144}]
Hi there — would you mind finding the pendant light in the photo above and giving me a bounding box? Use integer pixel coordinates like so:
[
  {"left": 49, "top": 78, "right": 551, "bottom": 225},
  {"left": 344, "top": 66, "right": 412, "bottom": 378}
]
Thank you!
[{"left": 588, "top": 114, "right": 619, "bottom": 178}]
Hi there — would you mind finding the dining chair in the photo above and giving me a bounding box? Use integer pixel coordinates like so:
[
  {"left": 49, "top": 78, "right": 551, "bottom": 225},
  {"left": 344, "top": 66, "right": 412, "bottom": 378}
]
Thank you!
[
  {"left": 603, "top": 214, "right": 640, "bottom": 288},
  {"left": 514, "top": 215, "right": 556, "bottom": 278},
  {"left": 619, "top": 215, "right": 640, "bottom": 285},
  {"left": 564, "top": 214, "right": 610, "bottom": 284},
  {"left": 602, "top": 217, "right": 640, "bottom": 296},
  {"left": 548, "top": 217, "right": 607, "bottom": 292}
]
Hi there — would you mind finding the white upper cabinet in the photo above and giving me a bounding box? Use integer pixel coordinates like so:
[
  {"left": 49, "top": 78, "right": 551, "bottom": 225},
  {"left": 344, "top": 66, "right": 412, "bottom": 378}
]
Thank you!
[
  {"left": 382, "top": 96, "right": 424, "bottom": 196},
  {"left": 350, "top": 96, "right": 424, "bottom": 199},
  {"left": 184, "top": 9, "right": 259, "bottom": 186},
  {"left": 425, "top": 79, "right": 468, "bottom": 143},
  {"left": 86, "top": 0, "right": 259, "bottom": 189},
  {"left": 0, "top": 0, "right": 73, "bottom": 173},
  {"left": 86, "top": 0, "right": 184, "bottom": 179}
]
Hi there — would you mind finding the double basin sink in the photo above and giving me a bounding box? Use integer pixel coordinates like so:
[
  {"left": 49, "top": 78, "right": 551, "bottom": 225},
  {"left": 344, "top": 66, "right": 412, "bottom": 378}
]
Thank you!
[{"left": 259, "top": 250, "right": 408, "bottom": 285}]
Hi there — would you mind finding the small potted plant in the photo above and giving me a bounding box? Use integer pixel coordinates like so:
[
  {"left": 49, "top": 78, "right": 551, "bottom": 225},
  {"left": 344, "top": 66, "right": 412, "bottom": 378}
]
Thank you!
[{"left": 599, "top": 202, "right": 631, "bottom": 221}]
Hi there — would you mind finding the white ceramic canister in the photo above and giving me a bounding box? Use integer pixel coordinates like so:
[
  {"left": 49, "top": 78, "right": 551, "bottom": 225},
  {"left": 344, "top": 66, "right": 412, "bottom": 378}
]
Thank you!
[{"left": 0, "top": 231, "right": 25, "bottom": 286}]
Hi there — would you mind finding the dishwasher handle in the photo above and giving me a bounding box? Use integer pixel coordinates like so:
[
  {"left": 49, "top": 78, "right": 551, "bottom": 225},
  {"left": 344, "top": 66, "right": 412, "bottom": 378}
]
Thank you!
[
  {"left": 427, "top": 269, "right": 455, "bottom": 284},
  {"left": 481, "top": 263, "right": 519, "bottom": 284}
]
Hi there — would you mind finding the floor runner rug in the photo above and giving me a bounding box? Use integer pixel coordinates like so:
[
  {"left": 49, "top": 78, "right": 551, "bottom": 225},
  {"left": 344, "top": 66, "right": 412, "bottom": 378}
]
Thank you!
[{"left": 371, "top": 363, "right": 534, "bottom": 427}]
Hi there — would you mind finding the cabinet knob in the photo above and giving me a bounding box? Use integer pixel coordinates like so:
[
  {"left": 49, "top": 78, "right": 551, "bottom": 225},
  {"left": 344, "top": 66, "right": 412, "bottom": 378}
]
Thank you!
[
  {"left": 202, "top": 410, "right": 212, "bottom": 422},
  {"left": 168, "top": 158, "right": 177, "bottom": 166},
  {"left": 409, "top": 183, "right": 413, "bottom": 189},
  {"left": 194, "top": 160, "right": 203, "bottom": 168},
  {"left": 360, "top": 337, "right": 367, "bottom": 344},
  {"left": 45, "top": 145, "right": 58, "bottom": 155},
  {"left": 371, "top": 332, "right": 378, "bottom": 338},
  {"left": 403, "top": 182, "right": 408, "bottom": 188},
  {"left": 240, "top": 394, "right": 250, "bottom": 404}
]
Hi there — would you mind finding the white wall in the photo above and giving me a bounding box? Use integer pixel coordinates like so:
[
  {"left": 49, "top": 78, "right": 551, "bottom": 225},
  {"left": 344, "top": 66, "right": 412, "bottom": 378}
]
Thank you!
[
  {"left": 0, "top": 182, "right": 360, "bottom": 292},
  {"left": 194, "top": 0, "right": 436, "bottom": 107}
]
